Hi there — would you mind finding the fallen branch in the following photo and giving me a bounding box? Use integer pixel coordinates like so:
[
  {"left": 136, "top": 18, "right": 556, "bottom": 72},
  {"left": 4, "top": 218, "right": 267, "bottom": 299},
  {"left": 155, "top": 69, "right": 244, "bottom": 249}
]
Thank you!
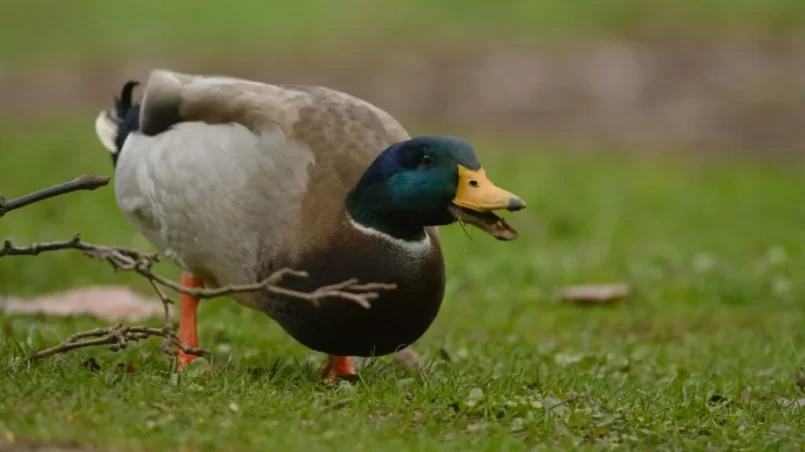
[{"left": 0, "top": 175, "right": 109, "bottom": 218}]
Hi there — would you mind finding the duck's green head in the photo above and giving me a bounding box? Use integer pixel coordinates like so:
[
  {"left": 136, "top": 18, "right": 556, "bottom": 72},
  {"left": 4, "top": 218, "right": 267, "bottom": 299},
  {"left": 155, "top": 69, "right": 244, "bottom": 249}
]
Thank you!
[{"left": 347, "top": 135, "right": 525, "bottom": 242}]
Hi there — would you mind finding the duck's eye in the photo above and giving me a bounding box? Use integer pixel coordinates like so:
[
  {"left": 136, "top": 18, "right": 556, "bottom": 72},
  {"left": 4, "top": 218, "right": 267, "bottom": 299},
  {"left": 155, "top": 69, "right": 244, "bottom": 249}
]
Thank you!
[{"left": 420, "top": 155, "right": 434, "bottom": 168}]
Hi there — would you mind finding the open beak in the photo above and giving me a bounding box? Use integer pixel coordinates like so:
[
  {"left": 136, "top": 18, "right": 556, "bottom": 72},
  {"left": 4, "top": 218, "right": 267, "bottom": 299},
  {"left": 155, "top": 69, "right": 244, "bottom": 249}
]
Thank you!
[{"left": 449, "top": 165, "right": 526, "bottom": 241}]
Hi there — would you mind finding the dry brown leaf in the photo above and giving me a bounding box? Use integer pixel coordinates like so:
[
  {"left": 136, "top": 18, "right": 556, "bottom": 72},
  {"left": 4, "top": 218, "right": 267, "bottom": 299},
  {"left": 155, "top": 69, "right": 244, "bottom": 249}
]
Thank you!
[
  {"left": 557, "top": 283, "right": 631, "bottom": 305},
  {"left": 2, "top": 286, "right": 171, "bottom": 321}
]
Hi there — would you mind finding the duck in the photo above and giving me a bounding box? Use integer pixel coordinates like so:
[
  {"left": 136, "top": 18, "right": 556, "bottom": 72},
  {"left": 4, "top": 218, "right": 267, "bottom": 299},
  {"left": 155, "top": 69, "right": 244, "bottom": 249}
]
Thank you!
[{"left": 93, "top": 69, "right": 525, "bottom": 382}]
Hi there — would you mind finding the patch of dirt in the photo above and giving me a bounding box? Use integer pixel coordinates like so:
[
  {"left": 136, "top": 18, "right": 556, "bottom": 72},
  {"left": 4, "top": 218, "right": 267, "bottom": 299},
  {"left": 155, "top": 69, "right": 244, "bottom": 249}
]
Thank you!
[
  {"left": 2, "top": 37, "right": 804, "bottom": 154},
  {"left": 2, "top": 286, "right": 167, "bottom": 321}
]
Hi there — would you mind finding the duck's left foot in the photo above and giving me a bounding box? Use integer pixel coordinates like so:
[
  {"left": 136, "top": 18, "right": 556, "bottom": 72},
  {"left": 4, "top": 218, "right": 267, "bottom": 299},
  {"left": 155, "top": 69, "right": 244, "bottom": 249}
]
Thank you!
[
  {"left": 320, "top": 355, "right": 357, "bottom": 384},
  {"left": 176, "top": 272, "right": 205, "bottom": 372}
]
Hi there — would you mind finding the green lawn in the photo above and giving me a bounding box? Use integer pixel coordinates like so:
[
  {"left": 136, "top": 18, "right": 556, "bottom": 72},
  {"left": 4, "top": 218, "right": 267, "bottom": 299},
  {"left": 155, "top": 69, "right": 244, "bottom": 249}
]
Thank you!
[
  {"left": 3, "top": 0, "right": 805, "bottom": 68},
  {"left": 1, "top": 117, "right": 804, "bottom": 450}
]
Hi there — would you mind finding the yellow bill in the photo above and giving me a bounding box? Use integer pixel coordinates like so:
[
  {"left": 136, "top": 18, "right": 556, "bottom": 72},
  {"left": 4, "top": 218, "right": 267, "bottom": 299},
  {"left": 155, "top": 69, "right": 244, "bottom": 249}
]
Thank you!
[{"left": 452, "top": 165, "right": 525, "bottom": 212}]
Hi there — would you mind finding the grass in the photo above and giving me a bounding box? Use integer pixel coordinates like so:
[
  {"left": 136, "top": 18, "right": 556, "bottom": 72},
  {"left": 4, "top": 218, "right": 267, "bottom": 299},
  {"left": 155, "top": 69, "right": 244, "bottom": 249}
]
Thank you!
[
  {"left": 0, "top": 116, "right": 804, "bottom": 450},
  {"left": 2, "top": 0, "right": 805, "bottom": 68}
]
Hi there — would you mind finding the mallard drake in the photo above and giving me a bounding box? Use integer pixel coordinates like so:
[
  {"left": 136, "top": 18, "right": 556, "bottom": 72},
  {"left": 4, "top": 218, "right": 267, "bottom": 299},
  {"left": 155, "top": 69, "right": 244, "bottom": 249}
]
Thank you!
[{"left": 94, "top": 69, "right": 525, "bottom": 382}]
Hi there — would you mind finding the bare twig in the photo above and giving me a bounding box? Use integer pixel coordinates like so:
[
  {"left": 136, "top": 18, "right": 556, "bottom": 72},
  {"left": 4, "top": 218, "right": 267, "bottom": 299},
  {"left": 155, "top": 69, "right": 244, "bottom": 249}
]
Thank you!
[
  {"left": 0, "top": 235, "right": 153, "bottom": 260},
  {"left": 0, "top": 175, "right": 110, "bottom": 218},
  {"left": 1, "top": 235, "right": 395, "bottom": 309},
  {"left": 145, "top": 277, "right": 175, "bottom": 355},
  {"left": 11, "top": 324, "right": 208, "bottom": 368}
]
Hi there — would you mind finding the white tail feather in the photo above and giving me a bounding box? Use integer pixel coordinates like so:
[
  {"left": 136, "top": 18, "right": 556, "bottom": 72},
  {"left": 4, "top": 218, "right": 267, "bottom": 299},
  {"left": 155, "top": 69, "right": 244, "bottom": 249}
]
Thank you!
[{"left": 94, "top": 110, "right": 118, "bottom": 154}]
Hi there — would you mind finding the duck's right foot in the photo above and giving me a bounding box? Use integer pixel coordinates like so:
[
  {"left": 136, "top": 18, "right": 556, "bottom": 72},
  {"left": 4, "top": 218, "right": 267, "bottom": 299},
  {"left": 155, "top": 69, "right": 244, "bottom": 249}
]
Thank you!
[{"left": 320, "top": 355, "right": 358, "bottom": 384}]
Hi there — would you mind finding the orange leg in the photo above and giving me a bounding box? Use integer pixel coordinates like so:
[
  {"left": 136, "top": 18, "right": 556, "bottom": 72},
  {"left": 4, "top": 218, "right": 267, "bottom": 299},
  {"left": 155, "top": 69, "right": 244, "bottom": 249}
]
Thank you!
[
  {"left": 176, "top": 272, "right": 204, "bottom": 372},
  {"left": 320, "top": 355, "right": 357, "bottom": 384}
]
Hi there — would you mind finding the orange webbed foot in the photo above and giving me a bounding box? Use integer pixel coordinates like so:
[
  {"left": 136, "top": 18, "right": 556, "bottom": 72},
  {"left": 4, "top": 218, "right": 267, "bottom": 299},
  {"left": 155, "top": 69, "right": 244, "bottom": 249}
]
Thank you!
[
  {"left": 176, "top": 272, "right": 204, "bottom": 372},
  {"left": 320, "top": 355, "right": 358, "bottom": 384}
]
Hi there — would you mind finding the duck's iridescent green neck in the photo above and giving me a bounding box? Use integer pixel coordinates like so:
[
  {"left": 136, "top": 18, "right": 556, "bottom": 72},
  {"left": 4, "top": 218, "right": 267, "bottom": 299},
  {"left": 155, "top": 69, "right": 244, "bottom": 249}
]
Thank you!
[{"left": 346, "top": 189, "right": 428, "bottom": 243}]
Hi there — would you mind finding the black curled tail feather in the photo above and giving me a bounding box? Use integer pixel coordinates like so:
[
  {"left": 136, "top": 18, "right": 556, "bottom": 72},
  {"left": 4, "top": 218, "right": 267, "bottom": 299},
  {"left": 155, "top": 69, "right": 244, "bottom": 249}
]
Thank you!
[
  {"left": 115, "top": 81, "right": 139, "bottom": 120},
  {"left": 95, "top": 80, "right": 142, "bottom": 167}
]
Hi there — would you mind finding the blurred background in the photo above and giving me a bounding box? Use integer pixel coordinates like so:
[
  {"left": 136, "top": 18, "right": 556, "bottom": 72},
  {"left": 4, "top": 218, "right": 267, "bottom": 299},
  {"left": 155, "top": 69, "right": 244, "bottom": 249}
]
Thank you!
[{"left": 2, "top": 0, "right": 804, "bottom": 154}]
